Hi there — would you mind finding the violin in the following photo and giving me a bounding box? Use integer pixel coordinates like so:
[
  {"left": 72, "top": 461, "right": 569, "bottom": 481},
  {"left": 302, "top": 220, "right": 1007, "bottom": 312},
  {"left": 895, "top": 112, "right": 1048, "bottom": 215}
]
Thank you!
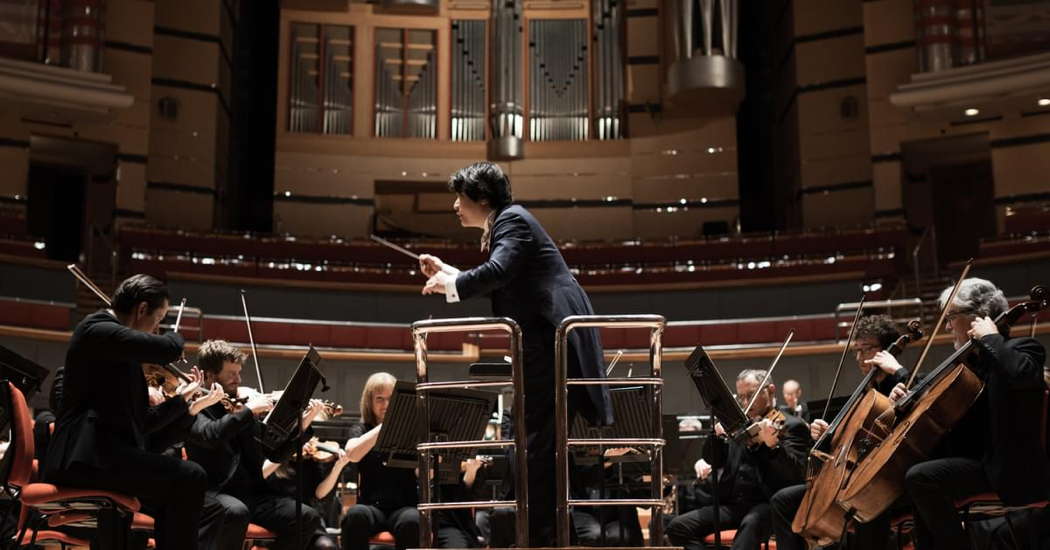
[
  {"left": 302, "top": 437, "right": 345, "bottom": 463},
  {"left": 142, "top": 361, "right": 249, "bottom": 411}
]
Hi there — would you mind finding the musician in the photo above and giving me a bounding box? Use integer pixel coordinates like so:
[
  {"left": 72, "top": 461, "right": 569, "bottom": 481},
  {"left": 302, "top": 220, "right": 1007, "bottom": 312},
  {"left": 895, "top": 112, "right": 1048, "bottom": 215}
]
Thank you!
[
  {"left": 778, "top": 380, "right": 810, "bottom": 423},
  {"left": 340, "top": 372, "right": 420, "bottom": 550},
  {"left": 418, "top": 161, "right": 611, "bottom": 546},
  {"left": 892, "top": 278, "right": 1047, "bottom": 550},
  {"left": 666, "top": 369, "right": 810, "bottom": 550},
  {"left": 263, "top": 434, "right": 351, "bottom": 550},
  {"left": 42, "top": 274, "right": 209, "bottom": 550},
  {"left": 769, "top": 314, "right": 909, "bottom": 550},
  {"left": 572, "top": 448, "right": 645, "bottom": 546},
  {"left": 186, "top": 339, "right": 326, "bottom": 550}
]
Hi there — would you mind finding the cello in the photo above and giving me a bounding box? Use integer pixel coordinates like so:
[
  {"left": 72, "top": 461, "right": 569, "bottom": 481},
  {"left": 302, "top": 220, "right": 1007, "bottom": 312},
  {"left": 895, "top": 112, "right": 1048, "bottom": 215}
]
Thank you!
[
  {"left": 839, "top": 283, "right": 1048, "bottom": 522},
  {"left": 791, "top": 319, "right": 922, "bottom": 545}
]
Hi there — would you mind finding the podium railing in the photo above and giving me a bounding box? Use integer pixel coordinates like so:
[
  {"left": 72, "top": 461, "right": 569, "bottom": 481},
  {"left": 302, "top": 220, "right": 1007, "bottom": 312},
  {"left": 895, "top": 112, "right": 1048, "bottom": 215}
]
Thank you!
[
  {"left": 412, "top": 317, "right": 529, "bottom": 548},
  {"left": 554, "top": 314, "right": 667, "bottom": 546}
]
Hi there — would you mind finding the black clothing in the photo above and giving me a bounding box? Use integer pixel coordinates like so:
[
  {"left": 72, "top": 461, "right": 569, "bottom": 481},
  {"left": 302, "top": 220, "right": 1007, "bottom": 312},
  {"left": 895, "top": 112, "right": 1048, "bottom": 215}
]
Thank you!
[
  {"left": 186, "top": 402, "right": 321, "bottom": 550},
  {"left": 571, "top": 460, "right": 643, "bottom": 547},
  {"left": 770, "top": 484, "right": 897, "bottom": 550},
  {"left": 265, "top": 459, "right": 341, "bottom": 549},
  {"left": 45, "top": 310, "right": 186, "bottom": 473},
  {"left": 340, "top": 422, "right": 419, "bottom": 550},
  {"left": 341, "top": 505, "right": 420, "bottom": 550},
  {"left": 770, "top": 366, "right": 910, "bottom": 550},
  {"left": 905, "top": 334, "right": 1047, "bottom": 550},
  {"left": 42, "top": 310, "right": 204, "bottom": 550},
  {"left": 667, "top": 414, "right": 809, "bottom": 550},
  {"left": 451, "top": 204, "right": 610, "bottom": 545},
  {"left": 778, "top": 401, "right": 811, "bottom": 423},
  {"left": 453, "top": 204, "right": 611, "bottom": 426},
  {"left": 346, "top": 423, "right": 418, "bottom": 510},
  {"left": 666, "top": 502, "right": 771, "bottom": 550}
]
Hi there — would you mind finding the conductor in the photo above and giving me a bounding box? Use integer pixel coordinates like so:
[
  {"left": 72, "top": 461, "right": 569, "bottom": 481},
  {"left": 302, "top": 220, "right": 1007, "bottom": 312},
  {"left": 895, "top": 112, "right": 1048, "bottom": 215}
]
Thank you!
[{"left": 419, "top": 161, "right": 612, "bottom": 546}]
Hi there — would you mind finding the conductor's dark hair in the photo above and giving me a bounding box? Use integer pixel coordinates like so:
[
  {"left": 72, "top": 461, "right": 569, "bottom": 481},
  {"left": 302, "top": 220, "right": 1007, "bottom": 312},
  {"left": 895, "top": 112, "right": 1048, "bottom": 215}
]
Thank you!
[
  {"left": 448, "top": 162, "right": 513, "bottom": 209},
  {"left": 111, "top": 274, "right": 170, "bottom": 315},
  {"left": 854, "top": 314, "right": 901, "bottom": 350}
]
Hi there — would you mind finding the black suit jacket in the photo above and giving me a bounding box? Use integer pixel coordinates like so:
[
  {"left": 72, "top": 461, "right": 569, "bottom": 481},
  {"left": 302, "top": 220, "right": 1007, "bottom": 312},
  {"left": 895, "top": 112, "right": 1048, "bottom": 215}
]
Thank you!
[
  {"left": 44, "top": 311, "right": 187, "bottom": 477},
  {"left": 700, "top": 414, "right": 810, "bottom": 504},
  {"left": 454, "top": 204, "right": 612, "bottom": 425},
  {"left": 778, "top": 401, "right": 811, "bottom": 423},
  {"left": 185, "top": 403, "right": 300, "bottom": 496},
  {"left": 952, "top": 334, "right": 1048, "bottom": 505}
]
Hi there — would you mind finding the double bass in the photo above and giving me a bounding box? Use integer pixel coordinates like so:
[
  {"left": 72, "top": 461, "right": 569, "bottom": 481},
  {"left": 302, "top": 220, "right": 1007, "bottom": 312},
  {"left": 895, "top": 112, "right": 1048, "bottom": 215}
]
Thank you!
[
  {"left": 839, "top": 283, "right": 1048, "bottom": 522},
  {"left": 791, "top": 319, "right": 923, "bottom": 545}
]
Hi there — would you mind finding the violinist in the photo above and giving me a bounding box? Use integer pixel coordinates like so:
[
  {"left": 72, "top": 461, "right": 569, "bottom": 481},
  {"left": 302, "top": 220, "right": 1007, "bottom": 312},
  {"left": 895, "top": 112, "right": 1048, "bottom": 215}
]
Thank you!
[
  {"left": 769, "top": 314, "right": 909, "bottom": 550},
  {"left": 42, "top": 274, "right": 210, "bottom": 550},
  {"left": 185, "top": 339, "right": 326, "bottom": 550},
  {"left": 895, "top": 278, "right": 1047, "bottom": 550},
  {"left": 666, "top": 369, "right": 810, "bottom": 550},
  {"left": 339, "top": 372, "right": 420, "bottom": 550},
  {"left": 262, "top": 411, "right": 352, "bottom": 550}
]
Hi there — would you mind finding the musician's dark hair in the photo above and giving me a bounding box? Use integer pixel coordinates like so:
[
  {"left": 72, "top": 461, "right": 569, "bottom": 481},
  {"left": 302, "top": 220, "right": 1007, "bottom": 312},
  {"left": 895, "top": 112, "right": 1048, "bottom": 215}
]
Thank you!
[
  {"left": 854, "top": 314, "right": 901, "bottom": 350},
  {"left": 111, "top": 274, "right": 170, "bottom": 315},
  {"left": 197, "top": 339, "right": 246, "bottom": 375},
  {"left": 448, "top": 161, "right": 513, "bottom": 209}
]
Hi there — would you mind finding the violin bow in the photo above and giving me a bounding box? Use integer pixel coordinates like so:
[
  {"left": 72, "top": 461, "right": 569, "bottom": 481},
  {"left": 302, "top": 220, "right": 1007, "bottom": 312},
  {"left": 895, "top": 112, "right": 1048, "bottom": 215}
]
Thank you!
[
  {"left": 743, "top": 330, "right": 794, "bottom": 418},
  {"left": 905, "top": 259, "right": 974, "bottom": 389},
  {"left": 173, "top": 298, "right": 187, "bottom": 333},
  {"left": 67, "top": 264, "right": 111, "bottom": 306},
  {"left": 822, "top": 295, "right": 866, "bottom": 420},
  {"left": 240, "top": 289, "right": 266, "bottom": 393}
]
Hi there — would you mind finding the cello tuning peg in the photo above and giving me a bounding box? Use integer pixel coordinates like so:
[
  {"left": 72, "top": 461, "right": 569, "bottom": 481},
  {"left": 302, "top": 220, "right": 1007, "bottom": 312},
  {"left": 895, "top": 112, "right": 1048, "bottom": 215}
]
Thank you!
[{"left": 1028, "top": 285, "right": 1047, "bottom": 302}]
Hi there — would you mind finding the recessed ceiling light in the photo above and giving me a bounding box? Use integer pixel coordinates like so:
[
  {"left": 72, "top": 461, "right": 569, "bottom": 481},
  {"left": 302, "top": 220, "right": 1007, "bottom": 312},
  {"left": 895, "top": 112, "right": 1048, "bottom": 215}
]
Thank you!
[
  {"left": 964, "top": 108, "right": 980, "bottom": 117},
  {"left": 1038, "top": 98, "right": 1050, "bottom": 107}
]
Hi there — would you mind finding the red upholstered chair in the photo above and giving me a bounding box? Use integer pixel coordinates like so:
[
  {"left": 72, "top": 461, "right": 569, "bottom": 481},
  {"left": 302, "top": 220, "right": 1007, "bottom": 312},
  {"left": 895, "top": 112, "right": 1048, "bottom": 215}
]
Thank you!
[
  {"left": 1, "top": 381, "right": 142, "bottom": 548},
  {"left": 370, "top": 530, "right": 396, "bottom": 548},
  {"left": 702, "top": 530, "right": 776, "bottom": 549},
  {"left": 243, "top": 522, "right": 278, "bottom": 550}
]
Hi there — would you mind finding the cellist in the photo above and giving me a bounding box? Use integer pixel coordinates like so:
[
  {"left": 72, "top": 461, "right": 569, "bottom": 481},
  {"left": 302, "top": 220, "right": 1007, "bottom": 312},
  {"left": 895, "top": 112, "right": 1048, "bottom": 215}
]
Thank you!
[
  {"left": 769, "top": 314, "right": 910, "bottom": 550},
  {"left": 891, "top": 278, "right": 1047, "bottom": 550}
]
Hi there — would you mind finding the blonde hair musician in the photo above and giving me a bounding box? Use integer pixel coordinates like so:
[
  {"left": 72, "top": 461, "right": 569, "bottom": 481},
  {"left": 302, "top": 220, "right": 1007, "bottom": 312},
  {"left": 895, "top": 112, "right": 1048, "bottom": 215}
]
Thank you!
[{"left": 339, "top": 372, "right": 420, "bottom": 550}]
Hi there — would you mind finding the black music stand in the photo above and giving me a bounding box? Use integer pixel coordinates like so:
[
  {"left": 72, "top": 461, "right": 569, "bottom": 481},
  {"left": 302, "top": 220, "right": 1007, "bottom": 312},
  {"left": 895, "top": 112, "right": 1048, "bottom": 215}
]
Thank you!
[
  {"left": 684, "top": 344, "right": 753, "bottom": 549},
  {"left": 255, "top": 346, "right": 327, "bottom": 550},
  {"left": 374, "top": 381, "right": 496, "bottom": 480},
  {"left": 0, "top": 345, "right": 50, "bottom": 401},
  {"left": 662, "top": 414, "right": 707, "bottom": 477}
]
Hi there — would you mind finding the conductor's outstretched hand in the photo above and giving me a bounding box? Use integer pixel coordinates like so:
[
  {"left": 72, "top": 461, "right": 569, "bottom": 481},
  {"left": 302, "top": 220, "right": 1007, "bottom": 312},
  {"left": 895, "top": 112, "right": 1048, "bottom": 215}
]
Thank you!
[{"left": 419, "top": 254, "right": 444, "bottom": 278}]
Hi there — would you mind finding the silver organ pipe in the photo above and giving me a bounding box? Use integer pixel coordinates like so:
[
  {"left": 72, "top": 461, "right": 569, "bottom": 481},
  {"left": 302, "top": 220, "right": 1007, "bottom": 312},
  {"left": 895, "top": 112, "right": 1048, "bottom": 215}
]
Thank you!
[
  {"left": 528, "top": 19, "right": 587, "bottom": 142},
  {"left": 489, "top": 0, "right": 524, "bottom": 146},
  {"left": 452, "top": 20, "right": 487, "bottom": 142},
  {"left": 593, "top": 0, "right": 624, "bottom": 139}
]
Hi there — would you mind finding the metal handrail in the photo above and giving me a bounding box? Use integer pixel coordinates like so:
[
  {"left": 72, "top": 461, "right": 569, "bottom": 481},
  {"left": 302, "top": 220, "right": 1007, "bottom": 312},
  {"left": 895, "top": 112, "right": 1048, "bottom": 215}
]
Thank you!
[
  {"left": 555, "top": 314, "right": 666, "bottom": 547},
  {"left": 833, "top": 298, "right": 924, "bottom": 341},
  {"left": 412, "top": 317, "right": 528, "bottom": 548}
]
